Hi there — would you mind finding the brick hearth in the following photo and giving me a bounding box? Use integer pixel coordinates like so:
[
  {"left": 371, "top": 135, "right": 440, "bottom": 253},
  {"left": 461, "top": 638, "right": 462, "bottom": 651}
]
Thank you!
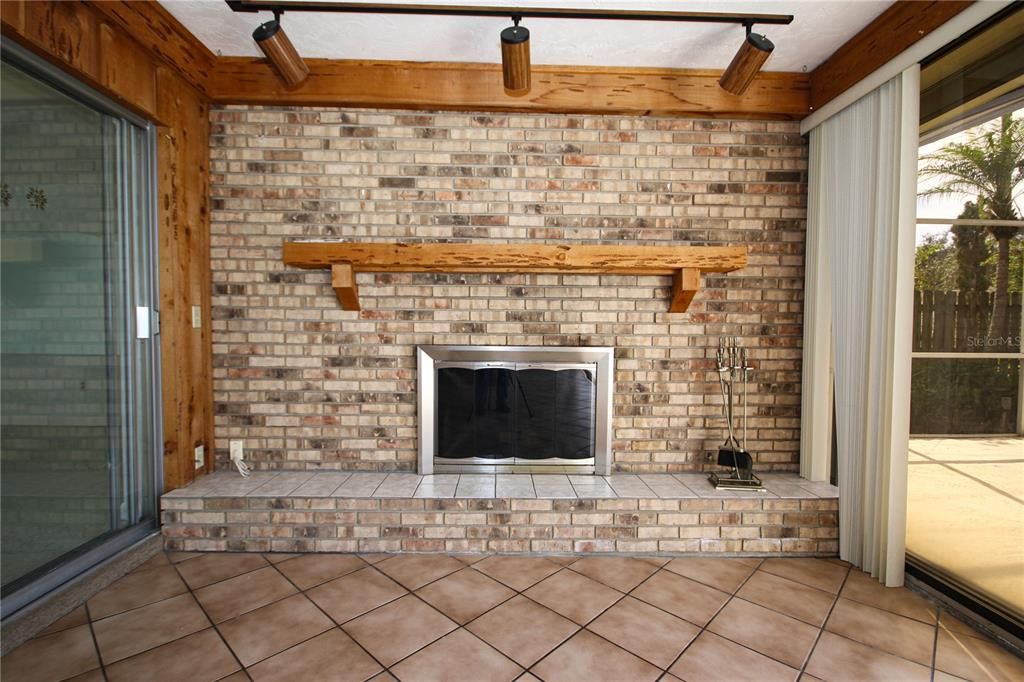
[{"left": 162, "top": 472, "right": 838, "bottom": 556}]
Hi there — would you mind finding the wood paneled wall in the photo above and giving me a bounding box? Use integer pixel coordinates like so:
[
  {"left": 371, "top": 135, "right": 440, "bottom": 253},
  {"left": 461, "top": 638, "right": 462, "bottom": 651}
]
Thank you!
[{"left": 1, "top": 0, "right": 214, "bottom": 492}]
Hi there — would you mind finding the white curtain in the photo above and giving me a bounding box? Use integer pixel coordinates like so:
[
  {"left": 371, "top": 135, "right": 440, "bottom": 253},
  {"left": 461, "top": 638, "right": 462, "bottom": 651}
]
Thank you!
[{"left": 804, "top": 66, "right": 919, "bottom": 586}]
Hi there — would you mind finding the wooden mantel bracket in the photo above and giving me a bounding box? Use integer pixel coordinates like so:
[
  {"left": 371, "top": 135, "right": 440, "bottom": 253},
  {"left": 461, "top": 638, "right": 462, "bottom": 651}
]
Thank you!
[
  {"left": 282, "top": 241, "right": 747, "bottom": 313},
  {"left": 331, "top": 263, "right": 360, "bottom": 311}
]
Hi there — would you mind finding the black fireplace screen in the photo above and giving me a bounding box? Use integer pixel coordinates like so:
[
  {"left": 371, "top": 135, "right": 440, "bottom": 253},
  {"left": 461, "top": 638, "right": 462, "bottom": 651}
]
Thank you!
[{"left": 435, "top": 365, "right": 596, "bottom": 461}]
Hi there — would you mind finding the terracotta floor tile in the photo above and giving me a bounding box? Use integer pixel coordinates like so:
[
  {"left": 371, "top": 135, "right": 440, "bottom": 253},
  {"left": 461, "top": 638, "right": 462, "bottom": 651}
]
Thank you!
[
  {"left": 134, "top": 552, "right": 171, "bottom": 572},
  {"left": 472, "top": 555, "right": 562, "bottom": 591},
  {"left": 568, "top": 556, "right": 661, "bottom": 592},
  {"left": 587, "top": 596, "right": 700, "bottom": 669},
  {"left": 306, "top": 567, "right": 407, "bottom": 624},
  {"left": 390, "top": 629, "right": 523, "bottom": 682},
  {"left": 933, "top": 672, "right": 971, "bottom": 682},
  {"left": 65, "top": 670, "right": 105, "bottom": 682},
  {"left": 840, "top": 569, "right": 937, "bottom": 624},
  {"left": 669, "top": 631, "right": 799, "bottom": 682},
  {"left": 466, "top": 595, "right": 579, "bottom": 668},
  {"left": 34, "top": 605, "right": 89, "bottom": 637},
  {"left": 517, "top": 674, "right": 543, "bottom": 682},
  {"left": 215, "top": 673, "right": 251, "bottom": 682},
  {"left": 369, "top": 672, "right": 399, "bottom": 682},
  {"left": 415, "top": 567, "right": 515, "bottom": 624},
  {"left": 93, "top": 593, "right": 210, "bottom": 664},
  {"left": 451, "top": 553, "right": 487, "bottom": 565},
  {"left": 805, "top": 631, "right": 931, "bottom": 682},
  {"left": 104, "top": 628, "right": 239, "bottom": 682},
  {"left": 759, "top": 558, "right": 848, "bottom": 594},
  {"left": 264, "top": 553, "right": 302, "bottom": 564},
  {"left": 275, "top": 553, "right": 367, "bottom": 590},
  {"left": 825, "top": 597, "right": 935, "bottom": 667},
  {"left": 0, "top": 624, "right": 100, "bottom": 682},
  {"left": 358, "top": 553, "right": 391, "bottom": 564},
  {"left": 343, "top": 594, "right": 457, "bottom": 666},
  {"left": 175, "top": 553, "right": 269, "bottom": 589},
  {"left": 247, "top": 628, "right": 382, "bottom": 682},
  {"left": 631, "top": 570, "right": 730, "bottom": 627},
  {"left": 546, "top": 555, "right": 582, "bottom": 566},
  {"left": 662, "top": 557, "right": 759, "bottom": 593},
  {"left": 194, "top": 566, "right": 298, "bottom": 623},
  {"left": 87, "top": 565, "right": 188, "bottom": 620},
  {"left": 531, "top": 629, "right": 661, "bottom": 682},
  {"left": 939, "top": 610, "right": 987, "bottom": 639},
  {"left": 166, "top": 551, "right": 204, "bottom": 564},
  {"left": 523, "top": 570, "right": 622, "bottom": 625},
  {"left": 736, "top": 570, "right": 836, "bottom": 626},
  {"left": 707, "top": 598, "right": 819, "bottom": 669},
  {"left": 375, "top": 554, "right": 465, "bottom": 590},
  {"left": 935, "top": 628, "right": 1024, "bottom": 682},
  {"left": 217, "top": 594, "right": 334, "bottom": 667}
]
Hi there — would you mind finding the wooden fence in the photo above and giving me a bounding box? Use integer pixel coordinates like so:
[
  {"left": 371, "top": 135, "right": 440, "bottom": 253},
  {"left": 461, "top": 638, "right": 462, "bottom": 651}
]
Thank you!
[{"left": 913, "top": 291, "right": 1021, "bottom": 352}]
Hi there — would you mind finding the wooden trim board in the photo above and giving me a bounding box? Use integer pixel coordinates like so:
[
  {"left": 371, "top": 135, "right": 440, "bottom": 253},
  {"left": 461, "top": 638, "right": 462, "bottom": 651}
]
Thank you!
[
  {"left": 809, "top": 0, "right": 973, "bottom": 112},
  {"left": 284, "top": 241, "right": 747, "bottom": 312}
]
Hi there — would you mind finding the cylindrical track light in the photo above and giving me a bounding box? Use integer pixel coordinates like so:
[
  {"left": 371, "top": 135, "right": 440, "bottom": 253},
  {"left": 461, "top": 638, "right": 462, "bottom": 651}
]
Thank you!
[
  {"left": 501, "top": 20, "right": 531, "bottom": 96},
  {"left": 253, "top": 13, "right": 309, "bottom": 88},
  {"left": 718, "top": 31, "right": 774, "bottom": 96}
]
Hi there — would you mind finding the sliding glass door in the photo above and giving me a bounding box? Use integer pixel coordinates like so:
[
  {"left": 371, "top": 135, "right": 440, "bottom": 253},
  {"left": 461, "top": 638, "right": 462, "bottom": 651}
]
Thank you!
[
  {"left": 0, "top": 45, "right": 160, "bottom": 614},
  {"left": 909, "top": 9, "right": 1024, "bottom": 627}
]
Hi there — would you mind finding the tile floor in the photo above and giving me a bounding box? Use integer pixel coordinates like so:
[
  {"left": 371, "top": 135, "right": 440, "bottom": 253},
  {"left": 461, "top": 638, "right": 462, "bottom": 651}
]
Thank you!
[{"left": 3, "top": 552, "right": 1022, "bottom": 682}]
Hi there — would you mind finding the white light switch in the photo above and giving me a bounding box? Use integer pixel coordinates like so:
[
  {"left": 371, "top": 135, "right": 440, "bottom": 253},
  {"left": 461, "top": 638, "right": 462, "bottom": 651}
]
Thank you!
[
  {"left": 194, "top": 444, "right": 205, "bottom": 469},
  {"left": 191, "top": 305, "right": 202, "bottom": 329}
]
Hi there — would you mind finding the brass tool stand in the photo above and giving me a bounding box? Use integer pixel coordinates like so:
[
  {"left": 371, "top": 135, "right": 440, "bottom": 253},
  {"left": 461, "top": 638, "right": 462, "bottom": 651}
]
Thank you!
[{"left": 708, "top": 337, "right": 764, "bottom": 490}]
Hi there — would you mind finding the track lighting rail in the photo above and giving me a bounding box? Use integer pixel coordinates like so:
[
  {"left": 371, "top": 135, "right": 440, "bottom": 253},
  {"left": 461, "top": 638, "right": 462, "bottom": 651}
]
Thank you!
[{"left": 225, "top": 1, "right": 794, "bottom": 27}]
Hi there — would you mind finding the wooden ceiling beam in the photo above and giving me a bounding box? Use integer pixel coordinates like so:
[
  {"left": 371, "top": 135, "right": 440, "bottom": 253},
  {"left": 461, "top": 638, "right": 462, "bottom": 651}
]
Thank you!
[
  {"left": 808, "top": 0, "right": 973, "bottom": 112},
  {"left": 209, "top": 58, "right": 810, "bottom": 118}
]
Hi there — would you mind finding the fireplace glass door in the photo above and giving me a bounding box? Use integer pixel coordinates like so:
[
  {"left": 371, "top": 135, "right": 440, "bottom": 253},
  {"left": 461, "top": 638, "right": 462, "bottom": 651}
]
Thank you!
[{"left": 435, "top": 362, "right": 596, "bottom": 468}]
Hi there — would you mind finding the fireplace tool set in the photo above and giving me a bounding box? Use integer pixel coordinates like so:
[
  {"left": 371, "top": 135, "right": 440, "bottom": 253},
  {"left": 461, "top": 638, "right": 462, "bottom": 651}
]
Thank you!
[{"left": 708, "top": 337, "right": 764, "bottom": 490}]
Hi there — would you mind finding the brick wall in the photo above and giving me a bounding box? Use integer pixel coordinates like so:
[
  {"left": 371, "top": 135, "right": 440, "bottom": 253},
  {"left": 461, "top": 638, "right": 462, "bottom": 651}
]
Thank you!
[{"left": 209, "top": 106, "right": 807, "bottom": 473}]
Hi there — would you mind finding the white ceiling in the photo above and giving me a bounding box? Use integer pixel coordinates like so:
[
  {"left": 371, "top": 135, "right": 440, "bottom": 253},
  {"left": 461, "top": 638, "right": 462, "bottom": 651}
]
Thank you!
[{"left": 160, "top": 0, "right": 893, "bottom": 72}]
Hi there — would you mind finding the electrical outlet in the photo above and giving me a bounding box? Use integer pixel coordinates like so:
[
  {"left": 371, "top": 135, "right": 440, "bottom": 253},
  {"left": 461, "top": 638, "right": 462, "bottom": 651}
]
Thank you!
[
  {"left": 191, "top": 305, "right": 202, "bottom": 329},
  {"left": 229, "top": 440, "right": 244, "bottom": 462},
  {"left": 194, "top": 445, "right": 205, "bottom": 469}
]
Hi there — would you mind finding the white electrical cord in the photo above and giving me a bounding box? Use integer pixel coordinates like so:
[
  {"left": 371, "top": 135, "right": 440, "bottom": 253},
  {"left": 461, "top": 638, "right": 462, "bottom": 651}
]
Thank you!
[{"left": 231, "top": 452, "right": 251, "bottom": 477}]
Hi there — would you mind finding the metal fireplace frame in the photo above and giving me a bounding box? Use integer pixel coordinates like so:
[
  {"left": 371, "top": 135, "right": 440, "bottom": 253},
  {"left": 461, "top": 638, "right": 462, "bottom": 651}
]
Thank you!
[{"left": 417, "top": 345, "right": 614, "bottom": 475}]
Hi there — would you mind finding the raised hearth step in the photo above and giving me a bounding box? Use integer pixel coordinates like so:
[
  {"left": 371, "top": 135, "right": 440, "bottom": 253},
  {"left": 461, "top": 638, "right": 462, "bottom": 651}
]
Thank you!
[{"left": 162, "top": 472, "right": 837, "bottom": 556}]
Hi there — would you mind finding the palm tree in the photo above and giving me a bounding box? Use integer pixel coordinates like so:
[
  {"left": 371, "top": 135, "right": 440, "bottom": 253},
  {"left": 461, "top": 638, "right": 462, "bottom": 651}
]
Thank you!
[{"left": 919, "top": 113, "right": 1024, "bottom": 339}]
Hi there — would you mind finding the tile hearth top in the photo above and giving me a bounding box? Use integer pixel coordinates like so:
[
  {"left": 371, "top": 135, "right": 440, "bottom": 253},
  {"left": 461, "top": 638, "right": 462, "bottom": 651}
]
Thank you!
[{"left": 165, "top": 472, "right": 837, "bottom": 501}]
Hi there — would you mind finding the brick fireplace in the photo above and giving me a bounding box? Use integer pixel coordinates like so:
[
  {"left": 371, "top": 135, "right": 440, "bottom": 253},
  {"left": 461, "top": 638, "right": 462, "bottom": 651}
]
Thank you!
[{"left": 209, "top": 107, "right": 808, "bottom": 475}]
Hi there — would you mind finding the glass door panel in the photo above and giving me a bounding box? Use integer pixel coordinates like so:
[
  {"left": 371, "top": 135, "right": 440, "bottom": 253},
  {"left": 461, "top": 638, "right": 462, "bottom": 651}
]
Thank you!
[
  {"left": 0, "top": 55, "right": 157, "bottom": 599},
  {"left": 910, "top": 104, "right": 1024, "bottom": 619}
]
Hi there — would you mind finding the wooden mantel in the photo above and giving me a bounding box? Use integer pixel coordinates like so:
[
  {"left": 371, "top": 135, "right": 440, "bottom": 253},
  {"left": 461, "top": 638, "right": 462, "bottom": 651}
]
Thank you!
[{"left": 282, "top": 241, "right": 747, "bottom": 313}]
